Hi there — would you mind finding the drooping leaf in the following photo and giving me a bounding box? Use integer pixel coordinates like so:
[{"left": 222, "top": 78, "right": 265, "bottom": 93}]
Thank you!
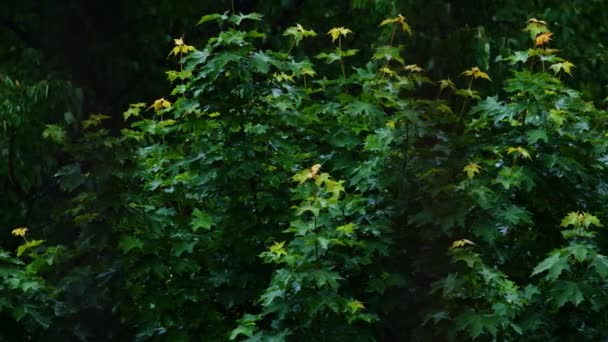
[{"left": 532, "top": 252, "right": 570, "bottom": 280}]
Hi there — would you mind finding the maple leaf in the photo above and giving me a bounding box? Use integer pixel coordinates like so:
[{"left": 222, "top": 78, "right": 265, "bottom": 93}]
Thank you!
[
  {"left": 379, "top": 14, "right": 412, "bottom": 35},
  {"left": 454, "top": 88, "right": 481, "bottom": 100},
  {"left": 269, "top": 241, "right": 287, "bottom": 258},
  {"left": 148, "top": 98, "right": 172, "bottom": 112},
  {"left": 507, "top": 146, "right": 532, "bottom": 160},
  {"left": 11, "top": 227, "right": 28, "bottom": 237},
  {"left": 272, "top": 72, "right": 295, "bottom": 83},
  {"left": 283, "top": 24, "right": 317, "bottom": 46},
  {"left": 506, "top": 50, "right": 530, "bottom": 65},
  {"left": 450, "top": 239, "right": 475, "bottom": 249},
  {"left": 524, "top": 18, "right": 550, "bottom": 39},
  {"left": 527, "top": 18, "right": 547, "bottom": 25},
  {"left": 299, "top": 66, "right": 317, "bottom": 77},
  {"left": 404, "top": 64, "right": 423, "bottom": 72},
  {"left": 535, "top": 32, "right": 553, "bottom": 47},
  {"left": 191, "top": 208, "right": 213, "bottom": 232},
  {"left": 437, "top": 78, "right": 456, "bottom": 92},
  {"left": 327, "top": 27, "right": 352, "bottom": 43},
  {"left": 292, "top": 164, "right": 322, "bottom": 183},
  {"left": 169, "top": 37, "right": 196, "bottom": 57},
  {"left": 549, "top": 61, "right": 575, "bottom": 75},
  {"left": 379, "top": 67, "right": 396, "bottom": 76},
  {"left": 347, "top": 299, "right": 366, "bottom": 314},
  {"left": 548, "top": 109, "right": 566, "bottom": 127},
  {"left": 310, "top": 164, "right": 321, "bottom": 177},
  {"left": 82, "top": 114, "right": 112, "bottom": 128},
  {"left": 460, "top": 67, "right": 491, "bottom": 81},
  {"left": 337, "top": 223, "right": 356, "bottom": 234},
  {"left": 463, "top": 163, "right": 481, "bottom": 179}
]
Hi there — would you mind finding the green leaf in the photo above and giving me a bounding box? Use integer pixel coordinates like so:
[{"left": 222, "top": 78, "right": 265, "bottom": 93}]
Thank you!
[
  {"left": 309, "top": 269, "right": 342, "bottom": 290},
  {"left": 549, "top": 61, "right": 575, "bottom": 75},
  {"left": 191, "top": 209, "right": 213, "bottom": 232},
  {"left": 173, "top": 240, "right": 198, "bottom": 257},
  {"left": 454, "top": 88, "right": 481, "bottom": 100},
  {"left": 568, "top": 244, "right": 591, "bottom": 262},
  {"left": 16, "top": 240, "right": 44, "bottom": 257},
  {"left": 229, "top": 12, "right": 263, "bottom": 25},
  {"left": 583, "top": 213, "right": 602, "bottom": 228},
  {"left": 118, "top": 236, "right": 144, "bottom": 253},
  {"left": 526, "top": 129, "right": 548, "bottom": 144},
  {"left": 561, "top": 212, "right": 580, "bottom": 228},
  {"left": 250, "top": 51, "right": 273, "bottom": 73},
  {"left": 283, "top": 24, "right": 317, "bottom": 46},
  {"left": 548, "top": 281, "right": 584, "bottom": 308},
  {"left": 548, "top": 109, "right": 566, "bottom": 127},
  {"left": 523, "top": 19, "right": 550, "bottom": 39},
  {"left": 497, "top": 205, "right": 532, "bottom": 226},
  {"left": 230, "top": 314, "right": 260, "bottom": 340},
  {"left": 82, "top": 113, "right": 111, "bottom": 129},
  {"left": 506, "top": 50, "right": 530, "bottom": 64},
  {"left": 592, "top": 254, "right": 608, "bottom": 278},
  {"left": 438, "top": 78, "right": 456, "bottom": 92},
  {"left": 196, "top": 13, "right": 228, "bottom": 26},
  {"left": 54, "top": 164, "right": 85, "bottom": 191},
  {"left": 42, "top": 124, "right": 65, "bottom": 143},
  {"left": 532, "top": 252, "right": 570, "bottom": 280},
  {"left": 372, "top": 46, "right": 404, "bottom": 65}
]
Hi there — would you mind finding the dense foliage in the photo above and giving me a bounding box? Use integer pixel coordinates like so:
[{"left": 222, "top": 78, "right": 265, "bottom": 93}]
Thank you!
[{"left": 2, "top": 1, "right": 608, "bottom": 341}]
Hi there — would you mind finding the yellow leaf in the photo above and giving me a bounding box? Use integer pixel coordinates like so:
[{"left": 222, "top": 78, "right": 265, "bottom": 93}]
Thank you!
[
  {"left": 170, "top": 38, "right": 196, "bottom": 57},
  {"left": 460, "top": 67, "right": 491, "bottom": 81},
  {"left": 11, "top": 227, "right": 28, "bottom": 237},
  {"left": 379, "top": 15, "right": 412, "bottom": 35},
  {"left": 337, "top": 223, "right": 356, "bottom": 234},
  {"left": 299, "top": 67, "right": 317, "bottom": 77},
  {"left": 523, "top": 18, "right": 550, "bottom": 40},
  {"left": 148, "top": 98, "right": 172, "bottom": 112},
  {"left": 347, "top": 299, "right": 365, "bottom": 314},
  {"left": 527, "top": 18, "right": 547, "bottom": 26},
  {"left": 437, "top": 78, "right": 456, "bottom": 92},
  {"left": 327, "top": 27, "right": 352, "bottom": 43},
  {"left": 404, "top": 64, "right": 423, "bottom": 72},
  {"left": 507, "top": 146, "right": 532, "bottom": 160},
  {"left": 269, "top": 241, "right": 287, "bottom": 258},
  {"left": 463, "top": 163, "right": 481, "bottom": 179},
  {"left": 379, "top": 67, "right": 396, "bottom": 76},
  {"left": 450, "top": 239, "right": 475, "bottom": 249},
  {"left": 273, "top": 72, "right": 295, "bottom": 83},
  {"left": 395, "top": 14, "right": 412, "bottom": 35},
  {"left": 310, "top": 164, "right": 321, "bottom": 177},
  {"left": 549, "top": 61, "right": 575, "bottom": 76},
  {"left": 379, "top": 18, "right": 395, "bottom": 27},
  {"left": 82, "top": 114, "right": 112, "bottom": 129},
  {"left": 535, "top": 32, "right": 553, "bottom": 47},
  {"left": 437, "top": 104, "right": 453, "bottom": 114},
  {"left": 292, "top": 164, "right": 322, "bottom": 183}
]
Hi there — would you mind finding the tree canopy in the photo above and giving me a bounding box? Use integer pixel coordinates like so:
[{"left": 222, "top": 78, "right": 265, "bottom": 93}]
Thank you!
[{"left": 2, "top": 1, "right": 608, "bottom": 340}]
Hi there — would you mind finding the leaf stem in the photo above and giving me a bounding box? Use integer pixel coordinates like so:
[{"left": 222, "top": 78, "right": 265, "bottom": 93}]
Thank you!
[
  {"left": 458, "top": 78, "right": 474, "bottom": 121},
  {"left": 339, "top": 37, "right": 346, "bottom": 78}
]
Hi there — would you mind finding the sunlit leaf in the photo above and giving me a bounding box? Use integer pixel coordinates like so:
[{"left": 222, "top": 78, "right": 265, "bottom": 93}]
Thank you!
[
  {"left": 463, "top": 163, "right": 481, "bottom": 179},
  {"left": 327, "top": 27, "right": 352, "bottom": 43}
]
